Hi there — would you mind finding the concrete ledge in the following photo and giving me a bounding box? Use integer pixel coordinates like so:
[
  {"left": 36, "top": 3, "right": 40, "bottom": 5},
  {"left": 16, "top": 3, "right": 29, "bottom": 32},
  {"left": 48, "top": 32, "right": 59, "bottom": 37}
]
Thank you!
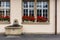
[{"left": 23, "top": 32, "right": 55, "bottom": 35}]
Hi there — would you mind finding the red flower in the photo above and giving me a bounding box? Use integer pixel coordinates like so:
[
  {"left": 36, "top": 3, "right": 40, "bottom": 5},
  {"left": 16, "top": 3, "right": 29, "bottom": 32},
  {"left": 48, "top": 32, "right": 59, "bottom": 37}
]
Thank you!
[
  {"left": 0, "top": 15, "right": 10, "bottom": 21},
  {"left": 22, "top": 16, "right": 35, "bottom": 21},
  {"left": 22, "top": 16, "right": 29, "bottom": 20},
  {"left": 4, "top": 16, "right": 10, "bottom": 19},
  {"left": 42, "top": 17, "right": 47, "bottom": 22},
  {"left": 37, "top": 16, "right": 43, "bottom": 21},
  {"left": 29, "top": 16, "right": 35, "bottom": 21},
  {"left": 37, "top": 16, "right": 47, "bottom": 22},
  {"left": 0, "top": 15, "right": 5, "bottom": 19}
]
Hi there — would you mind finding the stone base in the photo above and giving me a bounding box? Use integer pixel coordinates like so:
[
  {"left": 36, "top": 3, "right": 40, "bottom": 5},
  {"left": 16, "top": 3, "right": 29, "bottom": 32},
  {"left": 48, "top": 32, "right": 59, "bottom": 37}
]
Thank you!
[{"left": 5, "top": 27, "right": 23, "bottom": 36}]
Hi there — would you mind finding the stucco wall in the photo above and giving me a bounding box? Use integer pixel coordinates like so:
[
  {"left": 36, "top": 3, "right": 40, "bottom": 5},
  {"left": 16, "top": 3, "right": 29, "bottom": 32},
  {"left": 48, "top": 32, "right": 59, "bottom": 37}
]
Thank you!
[
  {"left": 57, "top": 0, "right": 60, "bottom": 34},
  {"left": 22, "top": 0, "right": 55, "bottom": 34},
  {"left": 0, "top": 0, "right": 55, "bottom": 34}
]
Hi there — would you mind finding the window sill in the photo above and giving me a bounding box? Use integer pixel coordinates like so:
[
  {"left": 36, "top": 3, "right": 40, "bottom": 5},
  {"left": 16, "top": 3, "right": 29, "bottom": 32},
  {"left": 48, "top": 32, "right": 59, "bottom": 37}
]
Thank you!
[{"left": 22, "top": 22, "right": 50, "bottom": 25}]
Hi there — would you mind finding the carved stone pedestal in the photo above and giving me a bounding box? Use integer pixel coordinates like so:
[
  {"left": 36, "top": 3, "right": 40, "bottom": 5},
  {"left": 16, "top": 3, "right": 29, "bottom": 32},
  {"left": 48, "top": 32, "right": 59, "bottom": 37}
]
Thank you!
[{"left": 5, "top": 26, "right": 23, "bottom": 36}]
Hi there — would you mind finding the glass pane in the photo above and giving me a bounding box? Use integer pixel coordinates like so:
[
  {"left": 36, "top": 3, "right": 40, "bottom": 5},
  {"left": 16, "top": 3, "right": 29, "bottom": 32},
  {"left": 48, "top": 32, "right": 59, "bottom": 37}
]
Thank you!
[
  {"left": 29, "top": 9, "right": 34, "bottom": 16},
  {"left": 43, "top": 2, "right": 48, "bottom": 8},
  {"left": 2, "top": 10, "right": 4, "bottom": 16},
  {"left": 24, "top": 9, "right": 28, "bottom": 16},
  {"left": 37, "top": 9, "right": 42, "bottom": 16},
  {"left": 6, "top": 9, "right": 10, "bottom": 16},
  {"left": 37, "top": 2, "right": 42, "bottom": 8},
  {"left": 6, "top": 2, "right": 10, "bottom": 7},
  {"left": 43, "top": 9, "right": 47, "bottom": 18},
  {"left": 23, "top": 2, "right": 28, "bottom": 8},
  {"left": 29, "top": 2, "right": 34, "bottom": 8},
  {"left": 1, "top": 2, "right": 4, "bottom": 7},
  {"left": 46, "top": 9, "right": 47, "bottom": 18}
]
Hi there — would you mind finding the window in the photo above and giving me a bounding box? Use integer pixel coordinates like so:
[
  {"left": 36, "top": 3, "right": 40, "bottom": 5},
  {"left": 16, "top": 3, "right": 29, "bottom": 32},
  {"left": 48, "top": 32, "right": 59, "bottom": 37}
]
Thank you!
[
  {"left": 22, "top": 0, "right": 49, "bottom": 24},
  {"left": 23, "top": 0, "right": 34, "bottom": 16},
  {"left": 0, "top": 0, "right": 10, "bottom": 24}
]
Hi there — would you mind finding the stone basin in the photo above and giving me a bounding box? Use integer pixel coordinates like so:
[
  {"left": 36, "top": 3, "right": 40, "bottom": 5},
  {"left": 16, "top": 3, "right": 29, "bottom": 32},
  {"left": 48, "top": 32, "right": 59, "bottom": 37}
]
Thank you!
[{"left": 5, "top": 24, "right": 23, "bottom": 36}]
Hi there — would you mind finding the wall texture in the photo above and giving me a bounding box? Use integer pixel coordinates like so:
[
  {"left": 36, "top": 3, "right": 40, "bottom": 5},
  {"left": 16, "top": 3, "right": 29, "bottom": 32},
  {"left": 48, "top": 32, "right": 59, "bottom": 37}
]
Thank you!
[
  {"left": 0, "top": 0, "right": 56, "bottom": 34},
  {"left": 22, "top": 0, "right": 55, "bottom": 34},
  {"left": 57, "top": 0, "right": 60, "bottom": 34}
]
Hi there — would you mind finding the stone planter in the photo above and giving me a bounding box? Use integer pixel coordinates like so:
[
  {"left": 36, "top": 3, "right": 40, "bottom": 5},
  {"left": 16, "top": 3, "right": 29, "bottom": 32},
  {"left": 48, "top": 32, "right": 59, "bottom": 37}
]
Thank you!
[{"left": 5, "top": 26, "right": 23, "bottom": 36}]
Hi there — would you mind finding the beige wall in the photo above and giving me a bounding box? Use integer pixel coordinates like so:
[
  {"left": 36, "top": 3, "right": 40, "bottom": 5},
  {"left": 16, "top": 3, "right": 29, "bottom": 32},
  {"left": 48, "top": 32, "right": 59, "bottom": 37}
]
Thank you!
[
  {"left": 57, "top": 0, "right": 60, "bottom": 34},
  {"left": 0, "top": 0, "right": 56, "bottom": 34}
]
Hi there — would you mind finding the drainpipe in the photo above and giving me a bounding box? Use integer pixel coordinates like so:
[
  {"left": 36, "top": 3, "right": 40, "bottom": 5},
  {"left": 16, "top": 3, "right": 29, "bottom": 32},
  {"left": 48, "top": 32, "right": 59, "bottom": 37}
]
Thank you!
[{"left": 55, "top": 0, "right": 57, "bottom": 35}]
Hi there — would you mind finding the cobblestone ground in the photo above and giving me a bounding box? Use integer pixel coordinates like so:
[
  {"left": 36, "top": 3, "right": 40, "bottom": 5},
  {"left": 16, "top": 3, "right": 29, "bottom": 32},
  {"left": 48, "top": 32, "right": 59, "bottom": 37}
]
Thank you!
[{"left": 0, "top": 34, "right": 60, "bottom": 40}]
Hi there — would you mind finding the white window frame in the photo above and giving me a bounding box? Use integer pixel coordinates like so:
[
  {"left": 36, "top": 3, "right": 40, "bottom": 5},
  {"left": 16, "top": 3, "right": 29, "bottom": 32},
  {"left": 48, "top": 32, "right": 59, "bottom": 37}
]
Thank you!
[
  {"left": 1, "top": 1, "right": 10, "bottom": 16},
  {"left": 22, "top": 0, "right": 49, "bottom": 24},
  {"left": 23, "top": 2, "right": 34, "bottom": 16}
]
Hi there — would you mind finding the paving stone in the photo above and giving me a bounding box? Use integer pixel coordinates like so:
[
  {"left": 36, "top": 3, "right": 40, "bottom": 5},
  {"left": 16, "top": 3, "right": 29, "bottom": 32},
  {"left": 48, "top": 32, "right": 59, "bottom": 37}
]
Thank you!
[{"left": 0, "top": 34, "right": 60, "bottom": 40}]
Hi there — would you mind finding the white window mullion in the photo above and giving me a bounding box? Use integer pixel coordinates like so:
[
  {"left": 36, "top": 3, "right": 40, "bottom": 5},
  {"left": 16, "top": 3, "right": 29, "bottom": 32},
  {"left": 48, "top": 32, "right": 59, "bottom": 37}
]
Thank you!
[
  {"left": 1, "top": 2, "right": 3, "bottom": 16},
  {"left": 4, "top": 2, "right": 6, "bottom": 16},
  {"left": 42, "top": 2, "right": 43, "bottom": 17},
  {"left": 28, "top": 2, "right": 29, "bottom": 16},
  {"left": 31, "top": 2, "right": 32, "bottom": 16},
  {"left": 44, "top": 2, "right": 46, "bottom": 18}
]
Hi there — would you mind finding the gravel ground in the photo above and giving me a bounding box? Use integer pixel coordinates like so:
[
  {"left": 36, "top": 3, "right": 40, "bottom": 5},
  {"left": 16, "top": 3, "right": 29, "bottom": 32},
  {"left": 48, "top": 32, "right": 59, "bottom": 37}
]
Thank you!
[{"left": 0, "top": 34, "right": 60, "bottom": 40}]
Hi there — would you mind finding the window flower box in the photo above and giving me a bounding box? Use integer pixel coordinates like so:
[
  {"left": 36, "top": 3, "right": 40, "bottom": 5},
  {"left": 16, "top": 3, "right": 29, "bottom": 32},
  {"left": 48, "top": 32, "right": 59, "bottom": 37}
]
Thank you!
[
  {"left": 0, "top": 15, "right": 10, "bottom": 23},
  {"left": 22, "top": 16, "right": 29, "bottom": 21},
  {"left": 37, "top": 16, "right": 47, "bottom": 22},
  {"left": 29, "top": 16, "right": 35, "bottom": 22},
  {"left": 0, "top": 15, "right": 10, "bottom": 21},
  {"left": 3, "top": 16, "right": 10, "bottom": 21},
  {"left": 22, "top": 16, "right": 35, "bottom": 22}
]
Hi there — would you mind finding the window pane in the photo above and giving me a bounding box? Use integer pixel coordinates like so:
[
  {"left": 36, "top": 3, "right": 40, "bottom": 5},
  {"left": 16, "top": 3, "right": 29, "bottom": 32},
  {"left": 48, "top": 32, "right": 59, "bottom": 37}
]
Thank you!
[
  {"left": 46, "top": 9, "right": 48, "bottom": 18},
  {"left": 23, "top": 2, "right": 28, "bottom": 8},
  {"left": 29, "top": 9, "right": 34, "bottom": 16},
  {"left": 29, "top": 2, "right": 34, "bottom": 8},
  {"left": 6, "top": 2, "right": 10, "bottom": 7},
  {"left": 37, "top": 2, "right": 42, "bottom": 8},
  {"left": 6, "top": 9, "right": 10, "bottom": 16},
  {"left": 43, "top": 2, "right": 48, "bottom": 8},
  {"left": 37, "top": 9, "right": 42, "bottom": 16},
  {"left": 43, "top": 9, "right": 48, "bottom": 18},
  {"left": 24, "top": 9, "right": 28, "bottom": 16},
  {"left": 1, "top": 2, "right": 4, "bottom": 7}
]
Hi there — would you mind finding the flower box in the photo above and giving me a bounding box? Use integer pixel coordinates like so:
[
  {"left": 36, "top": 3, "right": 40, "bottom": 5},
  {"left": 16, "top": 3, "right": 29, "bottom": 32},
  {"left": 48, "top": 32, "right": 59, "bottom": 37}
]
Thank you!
[
  {"left": 0, "top": 16, "right": 10, "bottom": 22},
  {"left": 22, "top": 16, "right": 35, "bottom": 22},
  {"left": 37, "top": 16, "right": 47, "bottom": 22}
]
